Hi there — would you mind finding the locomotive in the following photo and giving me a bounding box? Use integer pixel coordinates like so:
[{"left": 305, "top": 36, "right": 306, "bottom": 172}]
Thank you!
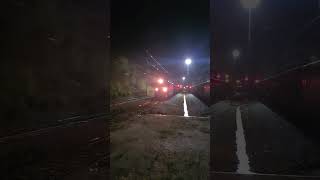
[{"left": 151, "top": 75, "right": 174, "bottom": 100}]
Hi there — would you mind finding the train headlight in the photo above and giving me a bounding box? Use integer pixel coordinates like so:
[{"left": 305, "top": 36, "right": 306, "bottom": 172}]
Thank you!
[
  {"left": 162, "top": 87, "right": 168, "bottom": 92},
  {"left": 155, "top": 87, "right": 159, "bottom": 91},
  {"left": 158, "top": 78, "right": 164, "bottom": 84}
]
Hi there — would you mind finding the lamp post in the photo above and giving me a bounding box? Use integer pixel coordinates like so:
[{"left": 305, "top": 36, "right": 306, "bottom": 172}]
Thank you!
[
  {"left": 185, "top": 58, "right": 192, "bottom": 76},
  {"left": 240, "top": 0, "right": 260, "bottom": 42},
  {"left": 240, "top": 0, "right": 260, "bottom": 75}
]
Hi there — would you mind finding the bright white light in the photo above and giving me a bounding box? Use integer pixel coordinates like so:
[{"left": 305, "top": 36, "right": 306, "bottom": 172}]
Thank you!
[
  {"left": 162, "top": 87, "right": 168, "bottom": 92},
  {"left": 182, "top": 77, "right": 186, "bottom": 81},
  {"left": 241, "top": 0, "right": 260, "bottom": 9},
  {"left": 185, "top": 58, "right": 192, "bottom": 65},
  {"left": 183, "top": 95, "right": 189, "bottom": 117},
  {"left": 158, "top": 78, "right": 164, "bottom": 84},
  {"left": 155, "top": 88, "right": 159, "bottom": 91}
]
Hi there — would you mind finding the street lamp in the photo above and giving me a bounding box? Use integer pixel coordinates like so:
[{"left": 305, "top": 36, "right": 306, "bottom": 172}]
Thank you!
[
  {"left": 182, "top": 76, "right": 186, "bottom": 81},
  {"left": 240, "top": 0, "right": 260, "bottom": 9},
  {"left": 185, "top": 58, "right": 192, "bottom": 75},
  {"left": 241, "top": 0, "right": 260, "bottom": 81},
  {"left": 232, "top": 49, "right": 240, "bottom": 59},
  {"left": 185, "top": 58, "right": 192, "bottom": 65},
  {"left": 240, "top": 0, "right": 260, "bottom": 42}
]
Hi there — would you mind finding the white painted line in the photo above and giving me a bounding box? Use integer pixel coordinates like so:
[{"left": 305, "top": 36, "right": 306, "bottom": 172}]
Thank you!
[
  {"left": 147, "top": 114, "right": 209, "bottom": 119},
  {"left": 235, "top": 106, "right": 253, "bottom": 174},
  {"left": 183, "top": 94, "right": 189, "bottom": 117}
]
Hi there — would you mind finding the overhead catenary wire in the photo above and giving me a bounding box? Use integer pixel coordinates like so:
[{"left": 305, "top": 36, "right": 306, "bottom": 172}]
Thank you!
[{"left": 145, "top": 49, "right": 169, "bottom": 74}]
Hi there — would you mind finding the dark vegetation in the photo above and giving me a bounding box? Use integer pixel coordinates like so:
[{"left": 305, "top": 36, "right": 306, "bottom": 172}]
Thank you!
[{"left": 111, "top": 56, "right": 154, "bottom": 99}]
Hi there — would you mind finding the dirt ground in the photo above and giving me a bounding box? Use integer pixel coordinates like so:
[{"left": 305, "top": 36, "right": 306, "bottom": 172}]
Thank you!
[{"left": 110, "top": 114, "right": 209, "bottom": 180}]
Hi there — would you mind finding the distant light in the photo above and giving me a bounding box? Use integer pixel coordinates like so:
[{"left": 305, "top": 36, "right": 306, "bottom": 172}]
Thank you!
[
  {"left": 232, "top": 49, "right": 240, "bottom": 58},
  {"left": 225, "top": 74, "right": 230, "bottom": 79},
  {"left": 185, "top": 58, "right": 192, "bottom": 65},
  {"left": 216, "top": 74, "right": 221, "bottom": 79},
  {"left": 158, "top": 78, "right": 164, "bottom": 84},
  {"left": 255, "top": 79, "right": 260, "bottom": 83},
  {"left": 182, "top": 77, "right": 186, "bottom": 81},
  {"left": 155, "top": 88, "right": 159, "bottom": 91},
  {"left": 225, "top": 79, "right": 230, "bottom": 83},
  {"left": 241, "top": 0, "right": 260, "bottom": 9},
  {"left": 245, "top": 76, "right": 249, "bottom": 81},
  {"left": 236, "top": 80, "right": 241, "bottom": 84},
  {"left": 162, "top": 87, "right": 168, "bottom": 92}
]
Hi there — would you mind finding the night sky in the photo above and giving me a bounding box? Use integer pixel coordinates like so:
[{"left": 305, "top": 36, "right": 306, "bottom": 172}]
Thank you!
[
  {"left": 212, "top": 0, "right": 320, "bottom": 77},
  {"left": 112, "top": 0, "right": 320, "bottom": 81},
  {"left": 112, "top": 0, "right": 209, "bottom": 82}
]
